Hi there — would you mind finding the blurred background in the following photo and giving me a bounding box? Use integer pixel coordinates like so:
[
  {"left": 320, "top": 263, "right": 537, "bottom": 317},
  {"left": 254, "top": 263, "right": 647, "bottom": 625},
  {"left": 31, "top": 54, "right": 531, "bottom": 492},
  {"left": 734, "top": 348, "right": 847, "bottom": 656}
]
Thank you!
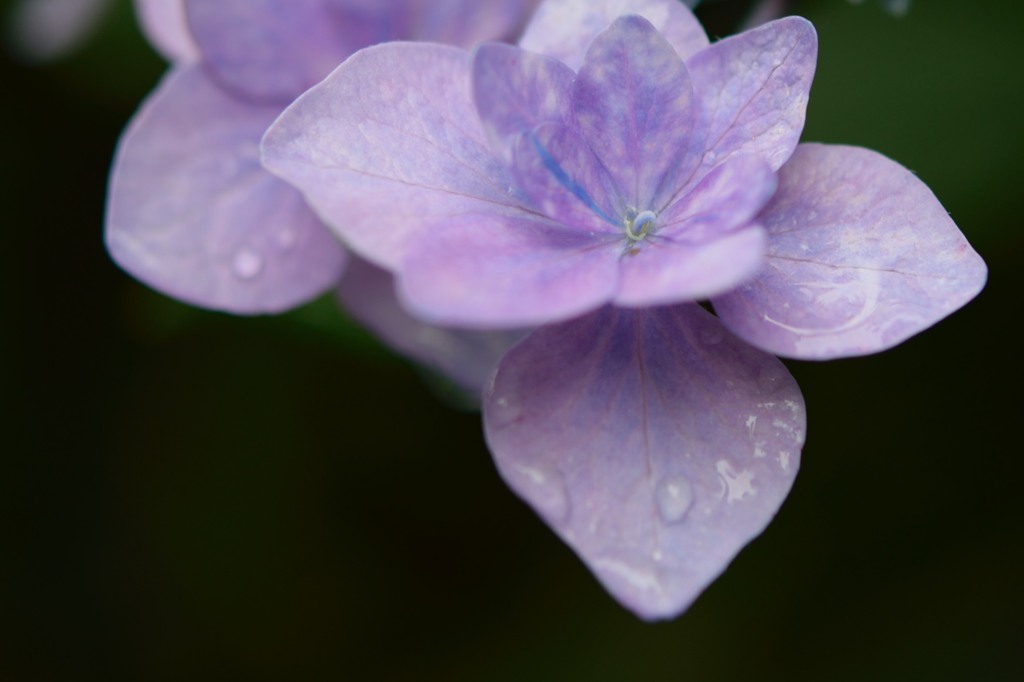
[{"left": 3, "top": 0, "right": 1022, "bottom": 679}]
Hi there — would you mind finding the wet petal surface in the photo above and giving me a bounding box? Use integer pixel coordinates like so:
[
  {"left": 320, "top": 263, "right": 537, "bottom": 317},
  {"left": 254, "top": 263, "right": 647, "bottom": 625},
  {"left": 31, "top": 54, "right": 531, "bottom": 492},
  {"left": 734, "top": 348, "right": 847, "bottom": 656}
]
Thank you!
[
  {"left": 485, "top": 304, "right": 805, "bottom": 620},
  {"left": 106, "top": 66, "right": 346, "bottom": 314},
  {"left": 683, "top": 17, "right": 816, "bottom": 184},
  {"left": 713, "top": 144, "right": 988, "bottom": 359}
]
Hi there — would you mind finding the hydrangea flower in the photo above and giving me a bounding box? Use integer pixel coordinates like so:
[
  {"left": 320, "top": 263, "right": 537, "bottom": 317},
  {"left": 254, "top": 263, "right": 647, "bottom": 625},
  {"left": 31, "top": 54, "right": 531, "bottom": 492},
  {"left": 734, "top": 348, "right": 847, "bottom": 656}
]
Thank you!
[
  {"left": 6, "top": 0, "right": 114, "bottom": 62},
  {"left": 263, "top": 0, "right": 986, "bottom": 618},
  {"left": 105, "top": 0, "right": 540, "bottom": 314}
]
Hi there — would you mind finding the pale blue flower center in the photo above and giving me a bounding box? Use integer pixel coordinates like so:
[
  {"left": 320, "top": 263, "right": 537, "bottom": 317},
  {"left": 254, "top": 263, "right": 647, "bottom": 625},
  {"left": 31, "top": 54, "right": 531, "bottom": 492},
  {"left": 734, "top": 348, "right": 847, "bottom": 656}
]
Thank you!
[{"left": 624, "top": 208, "right": 657, "bottom": 242}]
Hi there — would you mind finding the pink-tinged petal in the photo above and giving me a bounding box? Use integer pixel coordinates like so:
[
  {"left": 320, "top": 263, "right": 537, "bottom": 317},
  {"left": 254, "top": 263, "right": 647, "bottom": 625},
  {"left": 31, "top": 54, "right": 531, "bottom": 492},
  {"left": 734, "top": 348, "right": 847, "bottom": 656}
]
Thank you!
[
  {"left": 520, "top": 0, "right": 709, "bottom": 71},
  {"left": 134, "top": 0, "right": 197, "bottom": 62},
  {"left": 485, "top": 304, "right": 805, "bottom": 620},
  {"left": 574, "top": 15, "right": 700, "bottom": 211},
  {"left": 473, "top": 42, "right": 575, "bottom": 160},
  {"left": 185, "top": 0, "right": 353, "bottom": 103},
  {"left": 106, "top": 66, "right": 347, "bottom": 314},
  {"left": 713, "top": 144, "right": 988, "bottom": 359},
  {"left": 398, "top": 212, "right": 620, "bottom": 328},
  {"left": 337, "top": 258, "right": 528, "bottom": 396},
  {"left": 512, "top": 123, "right": 621, "bottom": 232},
  {"left": 616, "top": 226, "right": 767, "bottom": 307},
  {"left": 684, "top": 17, "right": 816, "bottom": 178},
  {"left": 327, "top": 0, "right": 541, "bottom": 47},
  {"left": 262, "top": 42, "right": 526, "bottom": 271}
]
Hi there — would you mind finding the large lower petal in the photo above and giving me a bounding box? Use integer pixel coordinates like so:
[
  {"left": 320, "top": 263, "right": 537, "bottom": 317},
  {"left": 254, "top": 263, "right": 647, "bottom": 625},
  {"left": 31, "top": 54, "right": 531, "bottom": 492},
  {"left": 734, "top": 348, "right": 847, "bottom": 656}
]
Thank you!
[
  {"left": 106, "top": 66, "right": 346, "bottom": 314},
  {"left": 485, "top": 304, "right": 805, "bottom": 620},
  {"left": 519, "top": 0, "right": 709, "bottom": 71},
  {"left": 397, "top": 212, "right": 620, "bottom": 328},
  {"left": 262, "top": 42, "right": 526, "bottom": 270},
  {"left": 713, "top": 144, "right": 988, "bottom": 359},
  {"left": 337, "top": 257, "right": 528, "bottom": 396},
  {"left": 574, "top": 15, "right": 701, "bottom": 210},
  {"left": 185, "top": 0, "right": 354, "bottom": 103},
  {"left": 681, "top": 16, "right": 816, "bottom": 192}
]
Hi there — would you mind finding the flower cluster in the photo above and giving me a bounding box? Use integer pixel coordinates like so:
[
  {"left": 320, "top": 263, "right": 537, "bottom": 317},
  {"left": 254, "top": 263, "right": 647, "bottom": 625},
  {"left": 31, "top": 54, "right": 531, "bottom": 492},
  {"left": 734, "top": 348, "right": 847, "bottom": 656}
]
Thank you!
[{"left": 107, "top": 0, "right": 985, "bottom": 620}]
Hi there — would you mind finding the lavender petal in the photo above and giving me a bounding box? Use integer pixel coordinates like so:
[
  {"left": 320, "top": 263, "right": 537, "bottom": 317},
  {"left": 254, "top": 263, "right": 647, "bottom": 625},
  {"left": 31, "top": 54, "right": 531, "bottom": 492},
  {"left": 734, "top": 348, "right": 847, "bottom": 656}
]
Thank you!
[
  {"left": 573, "top": 15, "right": 701, "bottom": 211},
  {"left": 519, "top": 0, "right": 709, "bottom": 71},
  {"left": 485, "top": 304, "right": 805, "bottom": 620},
  {"left": 713, "top": 144, "right": 988, "bottom": 359},
  {"left": 685, "top": 16, "right": 816, "bottom": 178},
  {"left": 262, "top": 42, "right": 524, "bottom": 270},
  {"left": 134, "top": 0, "right": 197, "bottom": 62},
  {"left": 106, "top": 66, "right": 346, "bottom": 314},
  {"left": 185, "top": 0, "right": 354, "bottom": 102},
  {"left": 397, "top": 211, "right": 620, "bottom": 328},
  {"left": 472, "top": 41, "right": 575, "bottom": 160},
  {"left": 338, "top": 257, "right": 528, "bottom": 396}
]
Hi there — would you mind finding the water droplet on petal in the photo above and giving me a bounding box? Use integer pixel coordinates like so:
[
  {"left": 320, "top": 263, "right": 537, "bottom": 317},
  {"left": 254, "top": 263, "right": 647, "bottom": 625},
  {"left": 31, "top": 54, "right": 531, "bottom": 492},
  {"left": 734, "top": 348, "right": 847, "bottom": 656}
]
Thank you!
[
  {"left": 655, "top": 475, "right": 694, "bottom": 524},
  {"left": 702, "top": 150, "right": 717, "bottom": 165},
  {"left": 716, "top": 460, "right": 756, "bottom": 503},
  {"left": 232, "top": 249, "right": 263, "bottom": 279},
  {"left": 509, "top": 462, "right": 570, "bottom": 523}
]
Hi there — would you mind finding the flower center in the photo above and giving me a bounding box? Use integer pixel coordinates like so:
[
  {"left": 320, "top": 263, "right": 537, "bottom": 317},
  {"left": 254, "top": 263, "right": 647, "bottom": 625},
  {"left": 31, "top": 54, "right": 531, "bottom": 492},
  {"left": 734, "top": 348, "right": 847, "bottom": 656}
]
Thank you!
[{"left": 624, "top": 208, "right": 657, "bottom": 242}]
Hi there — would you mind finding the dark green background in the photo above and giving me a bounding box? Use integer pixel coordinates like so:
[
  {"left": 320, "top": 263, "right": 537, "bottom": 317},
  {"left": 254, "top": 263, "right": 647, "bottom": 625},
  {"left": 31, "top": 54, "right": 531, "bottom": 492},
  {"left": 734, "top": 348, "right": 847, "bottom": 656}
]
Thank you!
[{"left": 4, "top": 0, "right": 1022, "bottom": 679}]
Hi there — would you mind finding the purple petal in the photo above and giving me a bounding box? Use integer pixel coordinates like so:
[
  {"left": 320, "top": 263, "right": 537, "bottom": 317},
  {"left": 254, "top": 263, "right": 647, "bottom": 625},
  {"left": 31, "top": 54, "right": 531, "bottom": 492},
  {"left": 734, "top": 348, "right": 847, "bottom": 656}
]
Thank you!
[
  {"left": 485, "top": 304, "right": 805, "bottom": 620},
  {"left": 658, "top": 155, "right": 777, "bottom": 238},
  {"left": 713, "top": 144, "right": 988, "bottom": 359},
  {"left": 397, "top": 212, "right": 620, "bottom": 328},
  {"left": 512, "top": 123, "right": 622, "bottom": 232},
  {"left": 520, "top": 0, "right": 709, "bottom": 71},
  {"left": 615, "top": 226, "right": 767, "bottom": 307},
  {"left": 684, "top": 17, "right": 816, "bottom": 176},
  {"left": 472, "top": 42, "right": 576, "bottom": 160},
  {"left": 185, "top": 0, "right": 354, "bottom": 102},
  {"left": 106, "top": 66, "right": 346, "bottom": 314},
  {"left": 573, "top": 15, "right": 700, "bottom": 211},
  {"left": 616, "top": 155, "right": 776, "bottom": 306},
  {"left": 134, "top": 0, "right": 197, "bottom": 62},
  {"left": 327, "top": 0, "right": 541, "bottom": 47},
  {"left": 337, "top": 257, "right": 528, "bottom": 396},
  {"left": 262, "top": 42, "right": 525, "bottom": 271}
]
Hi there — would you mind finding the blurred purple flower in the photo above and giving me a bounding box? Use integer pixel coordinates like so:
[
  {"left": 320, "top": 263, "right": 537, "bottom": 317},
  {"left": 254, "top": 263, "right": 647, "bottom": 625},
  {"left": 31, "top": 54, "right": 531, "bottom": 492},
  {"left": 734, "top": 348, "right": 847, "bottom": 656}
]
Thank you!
[
  {"left": 263, "top": 0, "right": 985, "bottom": 618},
  {"left": 105, "top": 0, "right": 540, "bottom": 314},
  {"left": 6, "top": 0, "right": 113, "bottom": 62}
]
